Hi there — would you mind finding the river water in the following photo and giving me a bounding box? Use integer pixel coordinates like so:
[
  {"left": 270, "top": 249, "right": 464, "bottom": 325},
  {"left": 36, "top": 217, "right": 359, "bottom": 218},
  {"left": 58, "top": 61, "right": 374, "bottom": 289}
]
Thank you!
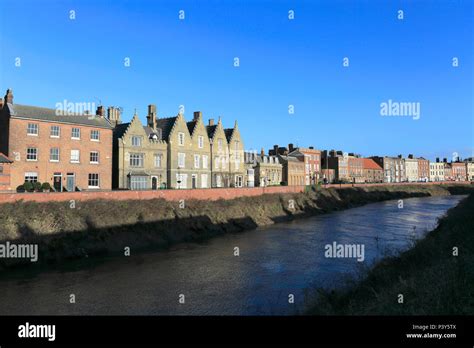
[{"left": 0, "top": 195, "right": 465, "bottom": 315}]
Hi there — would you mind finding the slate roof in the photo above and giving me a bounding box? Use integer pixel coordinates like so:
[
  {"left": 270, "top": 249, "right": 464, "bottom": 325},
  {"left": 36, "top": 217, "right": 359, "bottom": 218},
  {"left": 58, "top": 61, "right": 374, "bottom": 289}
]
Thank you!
[
  {"left": 0, "top": 152, "right": 12, "bottom": 163},
  {"left": 206, "top": 125, "right": 218, "bottom": 139},
  {"left": 4, "top": 103, "right": 112, "bottom": 129},
  {"left": 113, "top": 122, "right": 130, "bottom": 138},
  {"left": 186, "top": 120, "right": 197, "bottom": 135},
  {"left": 224, "top": 128, "right": 234, "bottom": 142},
  {"left": 156, "top": 116, "right": 178, "bottom": 140}
]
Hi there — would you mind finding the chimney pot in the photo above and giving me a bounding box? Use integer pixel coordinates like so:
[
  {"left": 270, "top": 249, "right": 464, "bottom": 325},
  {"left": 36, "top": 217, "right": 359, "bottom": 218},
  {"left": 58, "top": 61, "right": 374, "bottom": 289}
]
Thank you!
[
  {"left": 96, "top": 105, "right": 105, "bottom": 117},
  {"left": 288, "top": 143, "right": 294, "bottom": 152},
  {"left": 4, "top": 89, "right": 13, "bottom": 104},
  {"left": 193, "top": 111, "right": 202, "bottom": 121}
]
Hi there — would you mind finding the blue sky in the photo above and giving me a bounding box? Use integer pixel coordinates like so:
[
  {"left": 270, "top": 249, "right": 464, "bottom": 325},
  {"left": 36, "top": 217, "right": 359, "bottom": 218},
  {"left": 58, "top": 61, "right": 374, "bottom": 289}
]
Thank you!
[{"left": 0, "top": 0, "right": 472, "bottom": 161}]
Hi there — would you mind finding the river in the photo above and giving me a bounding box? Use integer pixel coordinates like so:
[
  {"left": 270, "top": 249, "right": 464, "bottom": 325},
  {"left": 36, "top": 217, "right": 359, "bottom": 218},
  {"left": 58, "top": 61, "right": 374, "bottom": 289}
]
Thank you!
[{"left": 0, "top": 195, "right": 465, "bottom": 315}]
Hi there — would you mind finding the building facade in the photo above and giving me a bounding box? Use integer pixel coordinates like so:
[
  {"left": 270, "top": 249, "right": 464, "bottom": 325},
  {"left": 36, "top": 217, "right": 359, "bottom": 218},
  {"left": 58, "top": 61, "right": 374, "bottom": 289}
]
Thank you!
[
  {"left": 465, "top": 160, "right": 474, "bottom": 181},
  {"left": 0, "top": 152, "right": 13, "bottom": 191},
  {"left": 112, "top": 106, "right": 168, "bottom": 190},
  {"left": 321, "top": 150, "right": 350, "bottom": 183},
  {"left": 417, "top": 157, "right": 430, "bottom": 182},
  {"left": 286, "top": 145, "right": 321, "bottom": 185},
  {"left": 451, "top": 162, "right": 467, "bottom": 181},
  {"left": 362, "top": 158, "right": 383, "bottom": 183},
  {"left": 348, "top": 154, "right": 364, "bottom": 183},
  {"left": 225, "top": 122, "right": 245, "bottom": 187},
  {"left": 405, "top": 156, "right": 419, "bottom": 182},
  {"left": 429, "top": 160, "right": 445, "bottom": 181},
  {"left": 0, "top": 89, "right": 113, "bottom": 191},
  {"left": 244, "top": 150, "right": 282, "bottom": 187},
  {"left": 371, "top": 156, "right": 406, "bottom": 183}
]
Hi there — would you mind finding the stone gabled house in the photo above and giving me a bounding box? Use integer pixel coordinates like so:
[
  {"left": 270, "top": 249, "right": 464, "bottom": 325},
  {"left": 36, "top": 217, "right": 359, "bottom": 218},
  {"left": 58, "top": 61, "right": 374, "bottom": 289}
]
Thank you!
[
  {"left": 206, "top": 117, "right": 230, "bottom": 188},
  {"left": 112, "top": 105, "right": 167, "bottom": 190},
  {"left": 224, "top": 121, "right": 245, "bottom": 187},
  {"left": 186, "top": 111, "right": 212, "bottom": 188}
]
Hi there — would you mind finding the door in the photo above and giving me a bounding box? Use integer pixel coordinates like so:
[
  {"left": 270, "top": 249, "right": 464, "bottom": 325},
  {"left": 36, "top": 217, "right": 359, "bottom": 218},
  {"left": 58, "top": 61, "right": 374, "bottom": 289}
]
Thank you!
[
  {"left": 53, "top": 173, "right": 62, "bottom": 192},
  {"left": 152, "top": 176, "right": 158, "bottom": 190},
  {"left": 192, "top": 175, "right": 197, "bottom": 189},
  {"left": 66, "top": 173, "right": 75, "bottom": 192}
]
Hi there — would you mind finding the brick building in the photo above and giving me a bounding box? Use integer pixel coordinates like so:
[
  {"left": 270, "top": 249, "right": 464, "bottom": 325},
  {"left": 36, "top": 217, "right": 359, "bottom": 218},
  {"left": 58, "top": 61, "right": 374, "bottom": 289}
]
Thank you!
[
  {"left": 0, "top": 89, "right": 113, "bottom": 191},
  {"left": 286, "top": 145, "right": 321, "bottom": 185},
  {"left": 0, "top": 152, "right": 13, "bottom": 191},
  {"left": 371, "top": 155, "right": 406, "bottom": 183},
  {"left": 451, "top": 162, "right": 467, "bottom": 181},
  {"left": 362, "top": 158, "right": 383, "bottom": 183},
  {"left": 348, "top": 154, "right": 364, "bottom": 183},
  {"left": 321, "top": 150, "right": 350, "bottom": 183},
  {"left": 417, "top": 157, "right": 430, "bottom": 182},
  {"left": 269, "top": 144, "right": 305, "bottom": 186}
]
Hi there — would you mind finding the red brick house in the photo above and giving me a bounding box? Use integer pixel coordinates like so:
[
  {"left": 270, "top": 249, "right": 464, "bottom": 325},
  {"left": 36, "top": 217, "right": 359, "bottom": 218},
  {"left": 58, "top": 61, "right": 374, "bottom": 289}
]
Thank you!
[
  {"left": 417, "top": 157, "right": 430, "bottom": 182},
  {"left": 362, "top": 158, "right": 383, "bottom": 183},
  {"left": 451, "top": 162, "right": 467, "bottom": 181},
  {"left": 285, "top": 144, "right": 321, "bottom": 185},
  {"left": 0, "top": 152, "right": 13, "bottom": 191},
  {"left": 0, "top": 89, "right": 113, "bottom": 191}
]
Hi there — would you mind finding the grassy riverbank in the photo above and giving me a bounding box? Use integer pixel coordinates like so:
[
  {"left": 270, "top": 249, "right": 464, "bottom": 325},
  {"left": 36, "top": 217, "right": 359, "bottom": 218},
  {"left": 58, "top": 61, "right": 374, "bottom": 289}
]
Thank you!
[
  {"left": 0, "top": 184, "right": 473, "bottom": 269},
  {"left": 306, "top": 192, "right": 474, "bottom": 315}
]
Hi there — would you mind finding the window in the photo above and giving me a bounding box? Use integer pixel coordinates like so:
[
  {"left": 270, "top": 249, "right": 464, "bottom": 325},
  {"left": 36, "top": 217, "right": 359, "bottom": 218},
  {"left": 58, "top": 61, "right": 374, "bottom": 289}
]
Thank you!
[
  {"left": 24, "top": 172, "right": 38, "bottom": 183},
  {"left": 26, "top": 147, "right": 38, "bottom": 161},
  {"left": 50, "top": 125, "right": 60, "bottom": 138},
  {"left": 203, "top": 155, "right": 208, "bottom": 169},
  {"left": 130, "top": 153, "right": 144, "bottom": 167},
  {"left": 154, "top": 154, "right": 162, "bottom": 168},
  {"left": 71, "top": 127, "right": 81, "bottom": 139},
  {"left": 178, "top": 153, "right": 185, "bottom": 168},
  {"left": 234, "top": 141, "right": 240, "bottom": 159},
  {"left": 218, "top": 139, "right": 223, "bottom": 151},
  {"left": 130, "top": 176, "right": 148, "bottom": 190},
  {"left": 215, "top": 157, "right": 219, "bottom": 169},
  {"left": 131, "top": 136, "right": 142, "bottom": 147},
  {"left": 178, "top": 132, "right": 185, "bottom": 146},
  {"left": 70, "top": 150, "right": 80, "bottom": 163},
  {"left": 27, "top": 123, "right": 38, "bottom": 136},
  {"left": 236, "top": 175, "right": 243, "bottom": 188},
  {"left": 90, "top": 151, "right": 99, "bottom": 164},
  {"left": 90, "top": 130, "right": 100, "bottom": 141},
  {"left": 50, "top": 148, "right": 60, "bottom": 162},
  {"left": 198, "top": 136, "right": 204, "bottom": 148},
  {"left": 194, "top": 154, "right": 200, "bottom": 168},
  {"left": 88, "top": 173, "right": 100, "bottom": 188}
]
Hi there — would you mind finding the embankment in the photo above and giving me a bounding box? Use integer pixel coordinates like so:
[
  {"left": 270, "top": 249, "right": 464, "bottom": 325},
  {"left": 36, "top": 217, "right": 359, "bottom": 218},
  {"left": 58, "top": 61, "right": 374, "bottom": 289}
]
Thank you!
[
  {"left": 306, "top": 191, "right": 474, "bottom": 315},
  {"left": 0, "top": 184, "right": 472, "bottom": 269}
]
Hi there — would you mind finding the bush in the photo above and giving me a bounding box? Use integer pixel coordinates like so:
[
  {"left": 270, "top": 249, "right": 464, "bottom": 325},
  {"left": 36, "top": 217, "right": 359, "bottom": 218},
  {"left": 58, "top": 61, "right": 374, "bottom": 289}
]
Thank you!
[
  {"left": 280, "top": 181, "right": 288, "bottom": 186},
  {"left": 41, "top": 182, "right": 51, "bottom": 191},
  {"left": 33, "top": 181, "right": 42, "bottom": 192},
  {"left": 23, "top": 182, "right": 34, "bottom": 192},
  {"left": 16, "top": 185, "right": 25, "bottom": 193}
]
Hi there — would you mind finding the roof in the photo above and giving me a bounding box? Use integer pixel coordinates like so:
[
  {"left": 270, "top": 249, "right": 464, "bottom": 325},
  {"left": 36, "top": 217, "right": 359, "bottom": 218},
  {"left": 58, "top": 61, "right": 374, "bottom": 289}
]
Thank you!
[
  {"left": 186, "top": 120, "right": 197, "bottom": 135},
  {"left": 113, "top": 122, "right": 130, "bottom": 138},
  {"left": 155, "top": 116, "right": 178, "bottom": 140},
  {"left": 4, "top": 103, "right": 112, "bottom": 129},
  {"left": 0, "top": 152, "right": 13, "bottom": 163},
  {"left": 363, "top": 158, "right": 382, "bottom": 170},
  {"left": 206, "top": 125, "right": 218, "bottom": 139},
  {"left": 224, "top": 128, "right": 234, "bottom": 142}
]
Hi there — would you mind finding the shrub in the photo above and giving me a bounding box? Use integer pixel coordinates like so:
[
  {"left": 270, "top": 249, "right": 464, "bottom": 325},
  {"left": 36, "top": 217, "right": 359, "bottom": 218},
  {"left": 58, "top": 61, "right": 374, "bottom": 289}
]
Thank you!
[
  {"left": 41, "top": 182, "right": 52, "bottom": 191},
  {"left": 280, "top": 181, "right": 288, "bottom": 186},
  {"left": 33, "top": 181, "right": 42, "bottom": 192},
  {"left": 16, "top": 185, "right": 25, "bottom": 193},
  {"left": 23, "top": 182, "right": 34, "bottom": 192}
]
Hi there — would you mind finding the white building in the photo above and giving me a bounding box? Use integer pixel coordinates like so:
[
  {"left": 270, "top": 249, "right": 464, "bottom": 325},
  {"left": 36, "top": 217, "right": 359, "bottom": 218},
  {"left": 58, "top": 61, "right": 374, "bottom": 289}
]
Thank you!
[
  {"left": 405, "top": 157, "right": 419, "bottom": 182},
  {"left": 429, "top": 162, "right": 445, "bottom": 181}
]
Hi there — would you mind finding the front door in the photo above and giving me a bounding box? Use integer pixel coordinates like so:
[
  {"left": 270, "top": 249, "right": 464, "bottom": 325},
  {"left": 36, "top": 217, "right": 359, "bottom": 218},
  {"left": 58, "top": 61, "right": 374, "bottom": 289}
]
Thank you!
[
  {"left": 152, "top": 176, "right": 158, "bottom": 190},
  {"left": 192, "top": 175, "right": 197, "bottom": 189},
  {"left": 66, "top": 173, "right": 75, "bottom": 192},
  {"left": 53, "top": 173, "right": 62, "bottom": 192}
]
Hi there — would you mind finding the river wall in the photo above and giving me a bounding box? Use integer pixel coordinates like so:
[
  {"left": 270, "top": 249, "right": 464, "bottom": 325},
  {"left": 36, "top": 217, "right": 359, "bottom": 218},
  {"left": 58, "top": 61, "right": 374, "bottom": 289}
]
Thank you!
[{"left": 0, "top": 184, "right": 472, "bottom": 268}]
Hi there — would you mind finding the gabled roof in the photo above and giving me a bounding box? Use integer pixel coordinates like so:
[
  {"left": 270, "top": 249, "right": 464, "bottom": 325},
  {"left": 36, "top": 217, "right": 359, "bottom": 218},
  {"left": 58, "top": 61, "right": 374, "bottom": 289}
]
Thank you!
[
  {"left": 363, "top": 158, "right": 382, "bottom": 170},
  {"left": 156, "top": 116, "right": 178, "bottom": 140},
  {"left": 0, "top": 152, "right": 13, "bottom": 163},
  {"left": 206, "top": 125, "right": 218, "bottom": 139},
  {"left": 113, "top": 122, "right": 131, "bottom": 138},
  {"left": 186, "top": 120, "right": 197, "bottom": 135},
  {"left": 224, "top": 128, "right": 234, "bottom": 142},
  {"left": 4, "top": 103, "right": 112, "bottom": 129}
]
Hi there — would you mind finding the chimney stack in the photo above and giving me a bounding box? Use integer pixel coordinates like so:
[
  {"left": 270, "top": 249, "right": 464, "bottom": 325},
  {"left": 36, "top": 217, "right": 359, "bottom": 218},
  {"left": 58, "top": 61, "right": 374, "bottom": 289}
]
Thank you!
[
  {"left": 288, "top": 143, "right": 294, "bottom": 152},
  {"left": 261, "top": 148, "right": 265, "bottom": 157},
  {"left": 408, "top": 154, "right": 414, "bottom": 159},
  {"left": 0, "top": 98, "right": 3, "bottom": 109},
  {"left": 4, "top": 89, "right": 13, "bottom": 104},
  {"left": 107, "top": 106, "right": 122, "bottom": 127},
  {"left": 436, "top": 157, "right": 440, "bottom": 163},
  {"left": 209, "top": 118, "right": 214, "bottom": 126},
  {"left": 273, "top": 145, "right": 279, "bottom": 155},
  {"left": 193, "top": 111, "right": 202, "bottom": 121},
  {"left": 309, "top": 146, "right": 314, "bottom": 150},
  {"left": 443, "top": 158, "right": 447, "bottom": 163},
  {"left": 147, "top": 104, "right": 157, "bottom": 130},
  {"left": 96, "top": 105, "right": 105, "bottom": 117}
]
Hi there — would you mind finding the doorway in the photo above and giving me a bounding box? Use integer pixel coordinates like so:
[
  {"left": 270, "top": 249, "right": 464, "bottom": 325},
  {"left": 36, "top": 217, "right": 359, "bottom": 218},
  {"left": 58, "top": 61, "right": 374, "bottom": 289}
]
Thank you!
[
  {"left": 66, "top": 173, "right": 75, "bottom": 192},
  {"left": 53, "top": 173, "right": 62, "bottom": 192},
  {"left": 192, "top": 174, "right": 197, "bottom": 189},
  {"left": 151, "top": 176, "right": 158, "bottom": 190}
]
